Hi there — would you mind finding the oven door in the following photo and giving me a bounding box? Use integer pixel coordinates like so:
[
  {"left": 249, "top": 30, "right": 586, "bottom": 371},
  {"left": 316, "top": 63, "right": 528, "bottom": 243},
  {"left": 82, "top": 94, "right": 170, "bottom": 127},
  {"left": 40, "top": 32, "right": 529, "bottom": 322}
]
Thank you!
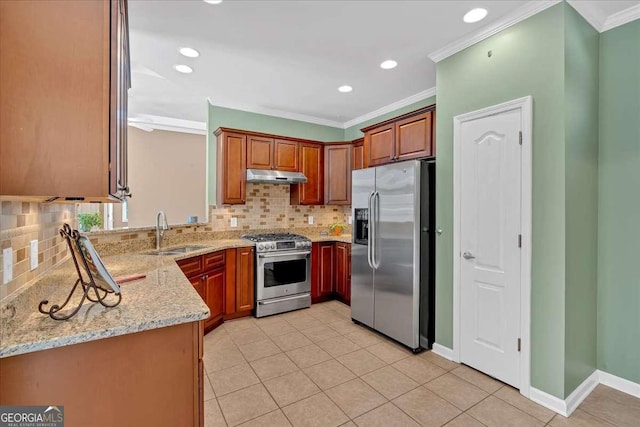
[{"left": 257, "top": 250, "right": 311, "bottom": 301}]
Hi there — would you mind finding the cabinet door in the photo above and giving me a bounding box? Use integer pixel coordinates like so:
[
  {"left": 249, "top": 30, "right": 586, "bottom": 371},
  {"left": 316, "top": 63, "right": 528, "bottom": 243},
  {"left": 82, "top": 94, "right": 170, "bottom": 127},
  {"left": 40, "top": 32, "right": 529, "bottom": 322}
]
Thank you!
[
  {"left": 235, "top": 247, "right": 255, "bottom": 312},
  {"left": 365, "top": 124, "right": 395, "bottom": 167},
  {"left": 217, "top": 132, "right": 247, "bottom": 205},
  {"left": 204, "top": 268, "right": 225, "bottom": 323},
  {"left": 189, "top": 275, "right": 207, "bottom": 307},
  {"left": 274, "top": 139, "right": 299, "bottom": 172},
  {"left": 318, "top": 243, "right": 335, "bottom": 297},
  {"left": 291, "top": 143, "right": 323, "bottom": 205},
  {"left": 247, "top": 135, "right": 274, "bottom": 170},
  {"left": 324, "top": 145, "right": 352, "bottom": 205},
  {"left": 352, "top": 139, "right": 364, "bottom": 170},
  {"left": 335, "top": 242, "right": 348, "bottom": 302},
  {"left": 395, "top": 111, "right": 433, "bottom": 161}
]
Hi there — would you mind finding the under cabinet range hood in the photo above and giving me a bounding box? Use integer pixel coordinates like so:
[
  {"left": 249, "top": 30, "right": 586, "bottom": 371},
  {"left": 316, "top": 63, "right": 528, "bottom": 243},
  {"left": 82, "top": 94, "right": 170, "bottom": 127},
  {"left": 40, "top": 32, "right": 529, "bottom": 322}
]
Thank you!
[{"left": 246, "top": 169, "right": 307, "bottom": 184}]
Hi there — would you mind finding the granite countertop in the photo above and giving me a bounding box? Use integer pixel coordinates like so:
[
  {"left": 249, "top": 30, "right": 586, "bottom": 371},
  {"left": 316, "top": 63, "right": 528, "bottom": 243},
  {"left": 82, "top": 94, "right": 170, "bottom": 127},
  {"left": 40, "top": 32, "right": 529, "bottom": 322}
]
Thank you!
[{"left": 0, "top": 235, "right": 351, "bottom": 358}]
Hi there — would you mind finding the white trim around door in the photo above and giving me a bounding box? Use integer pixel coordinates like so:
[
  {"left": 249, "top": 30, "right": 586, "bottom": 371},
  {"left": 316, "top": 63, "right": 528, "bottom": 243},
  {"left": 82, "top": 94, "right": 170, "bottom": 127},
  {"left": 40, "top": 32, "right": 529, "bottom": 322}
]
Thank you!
[{"left": 452, "top": 96, "right": 533, "bottom": 398}]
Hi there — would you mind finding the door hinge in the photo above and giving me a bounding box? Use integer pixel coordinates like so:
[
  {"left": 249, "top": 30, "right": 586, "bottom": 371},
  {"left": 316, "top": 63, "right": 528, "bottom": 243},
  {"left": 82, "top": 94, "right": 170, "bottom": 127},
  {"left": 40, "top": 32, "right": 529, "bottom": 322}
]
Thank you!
[
  {"left": 518, "top": 234, "right": 522, "bottom": 248},
  {"left": 517, "top": 338, "right": 521, "bottom": 352},
  {"left": 519, "top": 131, "right": 523, "bottom": 145}
]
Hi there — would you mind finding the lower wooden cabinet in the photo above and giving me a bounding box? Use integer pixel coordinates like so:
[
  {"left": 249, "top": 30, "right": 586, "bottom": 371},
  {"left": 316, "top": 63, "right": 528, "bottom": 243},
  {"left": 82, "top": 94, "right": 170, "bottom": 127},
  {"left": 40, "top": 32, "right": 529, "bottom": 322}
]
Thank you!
[
  {"left": 311, "top": 241, "right": 351, "bottom": 305},
  {"left": 205, "top": 267, "right": 225, "bottom": 324},
  {"left": 335, "top": 242, "right": 351, "bottom": 305},
  {"left": 235, "top": 247, "right": 255, "bottom": 312}
]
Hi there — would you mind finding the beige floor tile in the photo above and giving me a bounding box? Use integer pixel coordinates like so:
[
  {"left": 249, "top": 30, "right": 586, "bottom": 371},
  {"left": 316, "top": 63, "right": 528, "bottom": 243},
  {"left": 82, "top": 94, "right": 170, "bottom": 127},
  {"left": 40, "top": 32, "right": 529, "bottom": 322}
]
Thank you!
[
  {"left": 250, "top": 353, "right": 299, "bottom": 381},
  {"left": 419, "top": 351, "right": 460, "bottom": 371},
  {"left": 340, "top": 423, "right": 357, "bottom": 427},
  {"left": 392, "top": 357, "right": 448, "bottom": 384},
  {"left": 392, "top": 387, "right": 461, "bottom": 427},
  {"left": 204, "top": 371, "right": 215, "bottom": 401},
  {"left": 366, "top": 341, "right": 412, "bottom": 364},
  {"left": 282, "top": 392, "right": 349, "bottom": 427},
  {"left": 466, "top": 396, "right": 543, "bottom": 427},
  {"left": 237, "top": 338, "right": 282, "bottom": 362},
  {"left": 272, "top": 331, "right": 314, "bottom": 352},
  {"left": 450, "top": 365, "right": 503, "bottom": 393},
  {"left": 204, "top": 343, "right": 246, "bottom": 373},
  {"left": 310, "top": 310, "right": 346, "bottom": 324},
  {"left": 258, "top": 320, "right": 297, "bottom": 338},
  {"left": 337, "top": 349, "right": 387, "bottom": 376},
  {"left": 218, "top": 384, "right": 277, "bottom": 427},
  {"left": 325, "top": 378, "right": 387, "bottom": 418},
  {"left": 238, "top": 410, "right": 292, "bottom": 427},
  {"left": 494, "top": 385, "right": 556, "bottom": 423},
  {"left": 304, "top": 359, "right": 357, "bottom": 390},
  {"left": 287, "top": 315, "right": 320, "bottom": 331},
  {"left": 361, "top": 365, "right": 420, "bottom": 400},
  {"left": 229, "top": 327, "right": 269, "bottom": 346},
  {"left": 286, "top": 344, "right": 333, "bottom": 368},
  {"left": 579, "top": 385, "right": 640, "bottom": 427},
  {"left": 264, "top": 370, "right": 321, "bottom": 407},
  {"left": 549, "top": 409, "right": 616, "bottom": 427},
  {"left": 302, "top": 324, "right": 340, "bottom": 343},
  {"left": 223, "top": 317, "right": 257, "bottom": 334},
  {"left": 444, "top": 414, "right": 485, "bottom": 427},
  {"left": 354, "top": 402, "right": 420, "bottom": 427},
  {"left": 209, "top": 363, "right": 260, "bottom": 396},
  {"left": 204, "top": 398, "right": 228, "bottom": 427},
  {"left": 326, "top": 320, "right": 364, "bottom": 335},
  {"left": 316, "top": 335, "right": 361, "bottom": 357},
  {"left": 345, "top": 329, "right": 384, "bottom": 347},
  {"left": 424, "top": 373, "right": 488, "bottom": 411}
]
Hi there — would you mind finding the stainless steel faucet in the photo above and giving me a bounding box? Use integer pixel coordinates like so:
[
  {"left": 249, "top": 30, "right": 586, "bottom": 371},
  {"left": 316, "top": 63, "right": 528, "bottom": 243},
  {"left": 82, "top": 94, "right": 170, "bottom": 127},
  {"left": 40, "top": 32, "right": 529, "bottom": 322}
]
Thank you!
[{"left": 156, "top": 211, "right": 169, "bottom": 251}]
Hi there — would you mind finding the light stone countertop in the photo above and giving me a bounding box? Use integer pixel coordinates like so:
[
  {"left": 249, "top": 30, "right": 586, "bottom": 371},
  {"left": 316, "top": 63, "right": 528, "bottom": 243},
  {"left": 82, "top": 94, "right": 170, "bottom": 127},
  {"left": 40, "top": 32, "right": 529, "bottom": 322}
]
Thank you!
[{"left": 0, "top": 235, "right": 351, "bottom": 358}]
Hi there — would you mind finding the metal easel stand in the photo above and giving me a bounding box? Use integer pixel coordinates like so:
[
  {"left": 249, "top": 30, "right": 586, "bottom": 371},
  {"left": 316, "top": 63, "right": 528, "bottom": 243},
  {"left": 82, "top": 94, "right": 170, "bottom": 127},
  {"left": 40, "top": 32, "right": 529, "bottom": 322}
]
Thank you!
[{"left": 38, "top": 224, "right": 121, "bottom": 321}]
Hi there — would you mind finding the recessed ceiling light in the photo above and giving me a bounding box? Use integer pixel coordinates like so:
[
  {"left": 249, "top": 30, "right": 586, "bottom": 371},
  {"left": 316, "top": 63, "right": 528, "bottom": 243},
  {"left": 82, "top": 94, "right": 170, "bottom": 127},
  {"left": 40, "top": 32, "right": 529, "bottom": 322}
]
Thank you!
[
  {"left": 380, "top": 60, "right": 398, "bottom": 70},
  {"left": 203, "top": 0, "right": 223, "bottom": 4},
  {"left": 463, "top": 8, "right": 488, "bottom": 23},
  {"left": 338, "top": 85, "right": 353, "bottom": 93},
  {"left": 174, "top": 64, "right": 193, "bottom": 74},
  {"left": 179, "top": 47, "right": 200, "bottom": 58}
]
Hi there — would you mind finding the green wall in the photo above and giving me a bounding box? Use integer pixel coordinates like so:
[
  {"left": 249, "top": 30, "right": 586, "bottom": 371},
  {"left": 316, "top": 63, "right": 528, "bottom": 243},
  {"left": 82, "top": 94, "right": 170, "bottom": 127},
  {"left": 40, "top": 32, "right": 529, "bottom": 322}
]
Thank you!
[
  {"left": 436, "top": 4, "right": 567, "bottom": 398},
  {"left": 343, "top": 96, "right": 436, "bottom": 140},
  {"left": 597, "top": 19, "right": 640, "bottom": 384},
  {"left": 563, "top": 4, "right": 600, "bottom": 396}
]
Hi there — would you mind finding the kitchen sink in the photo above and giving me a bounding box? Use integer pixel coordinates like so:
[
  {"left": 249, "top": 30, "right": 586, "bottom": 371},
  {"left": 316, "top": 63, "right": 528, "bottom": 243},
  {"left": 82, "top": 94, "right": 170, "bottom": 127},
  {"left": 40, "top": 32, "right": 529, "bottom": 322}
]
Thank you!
[{"left": 146, "top": 245, "right": 209, "bottom": 256}]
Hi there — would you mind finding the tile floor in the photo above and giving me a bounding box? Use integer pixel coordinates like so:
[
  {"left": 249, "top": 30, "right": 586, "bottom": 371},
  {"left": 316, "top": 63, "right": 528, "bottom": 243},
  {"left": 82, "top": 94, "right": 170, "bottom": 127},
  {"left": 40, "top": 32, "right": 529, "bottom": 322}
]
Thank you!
[{"left": 202, "top": 301, "right": 640, "bottom": 427}]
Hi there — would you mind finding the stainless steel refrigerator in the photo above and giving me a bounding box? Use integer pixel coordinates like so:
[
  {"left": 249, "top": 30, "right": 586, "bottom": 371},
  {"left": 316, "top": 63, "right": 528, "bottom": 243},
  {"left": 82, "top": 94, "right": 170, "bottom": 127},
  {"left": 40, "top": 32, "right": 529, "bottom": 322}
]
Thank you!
[{"left": 351, "top": 159, "right": 435, "bottom": 352}]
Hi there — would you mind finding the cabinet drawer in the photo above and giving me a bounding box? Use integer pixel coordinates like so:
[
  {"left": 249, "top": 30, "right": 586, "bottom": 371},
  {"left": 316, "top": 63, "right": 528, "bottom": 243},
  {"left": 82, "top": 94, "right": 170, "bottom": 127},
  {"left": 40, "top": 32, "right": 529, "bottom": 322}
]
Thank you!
[
  {"left": 203, "top": 251, "right": 226, "bottom": 271},
  {"left": 177, "top": 256, "right": 203, "bottom": 277}
]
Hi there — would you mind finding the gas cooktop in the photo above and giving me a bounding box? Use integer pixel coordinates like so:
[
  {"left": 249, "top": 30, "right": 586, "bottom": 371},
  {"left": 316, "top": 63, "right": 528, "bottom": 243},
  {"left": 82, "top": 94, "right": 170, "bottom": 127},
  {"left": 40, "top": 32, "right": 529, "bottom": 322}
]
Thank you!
[{"left": 241, "top": 233, "right": 311, "bottom": 253}]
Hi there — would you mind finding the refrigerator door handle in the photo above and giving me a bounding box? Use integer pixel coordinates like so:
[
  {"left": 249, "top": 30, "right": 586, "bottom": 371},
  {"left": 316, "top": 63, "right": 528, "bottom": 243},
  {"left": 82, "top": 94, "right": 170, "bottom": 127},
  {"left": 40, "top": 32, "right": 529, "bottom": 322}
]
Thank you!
[
  {"left": 372, "top": 191, "right": 380, "bottom": 269},
  {"left": 367, "top": 191, "right": 374, "bottom": 269}
]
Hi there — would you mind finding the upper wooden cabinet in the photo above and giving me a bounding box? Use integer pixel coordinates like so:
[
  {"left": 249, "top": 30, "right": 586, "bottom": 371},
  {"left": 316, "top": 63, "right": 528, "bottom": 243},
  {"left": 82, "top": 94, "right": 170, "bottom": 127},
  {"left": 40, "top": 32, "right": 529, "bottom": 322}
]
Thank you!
[
  {"left": 352, "top": 138, "right": 364, "bottom": 170},
  {"left": 291, "top": 143, "right": 324, "bottom": 205},
  {"left": 0, "top": 0, "right": 131, "bottom": 201},
  {"left": 247, "top": 137, "right": 299, "bottom": 171},
  {"left": 216, "top": 131, "right": 247, "bottom": 205},
  {"left": 362, "top": 105, "right": 435, "bottom": 168},
  {"left": 324, "top": 144, "right": 352, "bottom": 205}
]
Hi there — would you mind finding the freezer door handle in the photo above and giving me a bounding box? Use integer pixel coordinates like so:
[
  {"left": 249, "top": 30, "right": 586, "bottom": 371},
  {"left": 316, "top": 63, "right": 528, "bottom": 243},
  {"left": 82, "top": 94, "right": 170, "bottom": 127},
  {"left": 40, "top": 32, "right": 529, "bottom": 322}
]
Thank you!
[
  {"left": 372, "top": 191, "right": 380, "bottom": 269},
  {"left": 367, "top": 191, "right": 374, "bottom": 269}
]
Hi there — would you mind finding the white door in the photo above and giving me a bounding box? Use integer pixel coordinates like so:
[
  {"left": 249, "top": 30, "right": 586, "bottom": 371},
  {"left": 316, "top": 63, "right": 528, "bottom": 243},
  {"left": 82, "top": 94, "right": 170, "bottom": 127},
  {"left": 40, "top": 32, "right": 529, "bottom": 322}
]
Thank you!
[{"left": 460, "top": 108, "right": 522, "bottom": 388}]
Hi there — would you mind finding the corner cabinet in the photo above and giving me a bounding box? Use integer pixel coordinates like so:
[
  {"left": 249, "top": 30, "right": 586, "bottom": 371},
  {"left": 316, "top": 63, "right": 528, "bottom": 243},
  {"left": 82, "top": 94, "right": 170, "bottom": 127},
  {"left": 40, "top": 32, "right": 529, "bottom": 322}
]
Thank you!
[
  {"left": 362, "top": 105, "right": 435, "bottom": 168},
  {"left": 324, "top": 144, "right": 352, "bottom": 205},
  {"left": 291, "top": 143, "right": 324, "bottom": 205},
  {"left": 0, "top": 0, "right": 131, "bottom": 201}
]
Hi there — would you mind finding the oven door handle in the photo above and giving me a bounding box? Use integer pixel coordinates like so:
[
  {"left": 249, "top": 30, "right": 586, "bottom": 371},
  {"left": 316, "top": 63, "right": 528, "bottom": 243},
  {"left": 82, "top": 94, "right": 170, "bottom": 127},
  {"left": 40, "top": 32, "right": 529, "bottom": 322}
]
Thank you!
[
  {"left": 258, "top": 293, "right": 311, "bottom": 305},
  {"left": 258, "top": 251, "right": 311, "bottom": 258}
]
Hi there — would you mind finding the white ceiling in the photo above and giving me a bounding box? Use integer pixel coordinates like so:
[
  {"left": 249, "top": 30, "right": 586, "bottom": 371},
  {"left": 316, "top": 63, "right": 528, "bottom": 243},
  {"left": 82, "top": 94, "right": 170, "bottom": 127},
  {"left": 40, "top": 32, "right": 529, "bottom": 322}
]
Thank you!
[{"left": 127, "top": 0, "right": 639, "bottom": 127}]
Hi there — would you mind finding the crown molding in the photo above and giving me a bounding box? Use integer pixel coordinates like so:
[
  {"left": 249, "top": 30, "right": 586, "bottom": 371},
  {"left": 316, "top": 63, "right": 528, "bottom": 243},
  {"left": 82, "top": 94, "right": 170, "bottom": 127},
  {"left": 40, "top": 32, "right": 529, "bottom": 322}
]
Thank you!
[
  {"left": 428, "top": 0, "right": 563, "bottom": 63},
  {"left": 207, "top": 98, "right": 345, "bottom": 129},
  {"left": 342, "top": 87, "right": 437, "bottom": 129},
  {"left": 128, "top": 115, "right": 207, "bottom": 135},
  {"left": 566, "top": 0, "right": 605, "bottom": 30},
  {"left": 602, "top": 3, "right": 640, "bottom": 32}
]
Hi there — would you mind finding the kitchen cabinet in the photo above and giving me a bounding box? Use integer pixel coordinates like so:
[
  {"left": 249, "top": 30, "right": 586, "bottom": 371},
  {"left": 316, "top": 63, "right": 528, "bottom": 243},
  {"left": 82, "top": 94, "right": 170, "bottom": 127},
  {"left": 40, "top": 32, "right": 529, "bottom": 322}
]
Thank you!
[
  {"left": 352, "top": 138, "right": 364, "bottom": 170},
  {"left": 335, "top": 242, "right": 351, "bottom": 305},
  {"left": 216, "top": 130, "right": 247, "bottom": 205},
  {"left": 291, "top": 143, "right": 324, "bottom": 205},
  {"left": 311, "top": 242, "right": 335, "bottom": 303},
  {"left": 324, "top": 144, "right": 352, "bottom": 205},
  {"left": 205, "top": 268, "right": 225, "bottom": 322},
  {"left": 362, "top": 105, "right": 435, "bottom": 168},
  {"left": 0, "top": 0, "right": 131, "bottom": 201},
  {"left": 247, "top": 137, "right": 299, "bottom": 172},
  {"left": 235, "top": 246, "right": 255, "bottom": 312}
]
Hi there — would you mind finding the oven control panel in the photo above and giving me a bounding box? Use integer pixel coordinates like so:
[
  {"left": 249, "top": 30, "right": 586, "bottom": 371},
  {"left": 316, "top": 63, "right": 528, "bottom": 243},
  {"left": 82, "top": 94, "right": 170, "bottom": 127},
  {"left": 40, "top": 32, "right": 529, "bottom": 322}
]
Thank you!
[{"left": 256, "top": 240, "right": 311, "bottom": 253}]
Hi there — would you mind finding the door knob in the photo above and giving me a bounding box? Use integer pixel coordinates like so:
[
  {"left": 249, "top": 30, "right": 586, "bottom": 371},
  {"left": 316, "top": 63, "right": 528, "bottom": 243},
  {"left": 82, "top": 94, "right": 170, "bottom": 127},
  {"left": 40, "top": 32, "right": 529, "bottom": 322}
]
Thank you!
[{"left": 463, "top": 251, "right": 476, "bottom": 260}]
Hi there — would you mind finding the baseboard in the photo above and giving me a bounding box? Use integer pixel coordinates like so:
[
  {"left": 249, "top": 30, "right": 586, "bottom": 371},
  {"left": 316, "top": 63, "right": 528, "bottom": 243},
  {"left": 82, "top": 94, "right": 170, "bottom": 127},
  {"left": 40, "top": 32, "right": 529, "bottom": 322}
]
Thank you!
[
  {"left": 598, "top": 370, "right": 640, "bottom": 398},
  {"left": 565, "top": 370, "right": 600, "bottom": 416},
  {"left": 431, "top": 343, "right": 454, "bottom": 361},
  {"left": 529, "top": 387, "right": 568, "bottom": 417}
]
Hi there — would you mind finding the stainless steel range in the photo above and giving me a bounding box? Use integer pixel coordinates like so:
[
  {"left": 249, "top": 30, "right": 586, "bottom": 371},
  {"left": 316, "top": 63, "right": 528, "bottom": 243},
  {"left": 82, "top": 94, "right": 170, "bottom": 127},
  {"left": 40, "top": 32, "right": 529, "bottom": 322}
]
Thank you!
[{"left": 241, "top": 233, "right": 312, "bottom": 317}]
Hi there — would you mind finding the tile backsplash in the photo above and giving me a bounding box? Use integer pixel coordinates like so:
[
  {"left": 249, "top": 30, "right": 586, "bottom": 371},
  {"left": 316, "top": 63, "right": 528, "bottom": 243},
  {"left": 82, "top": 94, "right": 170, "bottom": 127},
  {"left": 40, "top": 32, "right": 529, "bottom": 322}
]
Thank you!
[
  {"left": 0, "top": 201, "right": 75, "bottom": 300},
  {"left": 209, "top": 183, "right": 351, "bottom": 230}
]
